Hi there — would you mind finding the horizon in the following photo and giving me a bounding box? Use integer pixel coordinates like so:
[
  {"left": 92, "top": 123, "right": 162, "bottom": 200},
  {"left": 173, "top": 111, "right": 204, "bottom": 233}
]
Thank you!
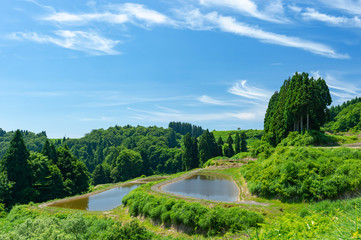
[{"left": 1, "top": 0, "right": 361, "bottom": 138}]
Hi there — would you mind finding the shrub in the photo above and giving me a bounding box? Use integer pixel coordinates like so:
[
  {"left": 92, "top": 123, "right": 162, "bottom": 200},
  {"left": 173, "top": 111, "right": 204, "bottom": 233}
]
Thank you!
[
  {"left": 122, "top": 189, "right": 264, "bottom": 236},
  {"left": 241, "top": 147, "right": 361, "bottom": 202}
]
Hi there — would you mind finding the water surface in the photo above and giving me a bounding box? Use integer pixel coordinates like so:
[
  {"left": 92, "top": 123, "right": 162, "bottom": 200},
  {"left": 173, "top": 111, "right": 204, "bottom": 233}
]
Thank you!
[
  {"left": 162, "top": 174, "right": 239, "bottom": 202},
  {"left": 49, "top": 183, "right": 141, "bottom": 211}
]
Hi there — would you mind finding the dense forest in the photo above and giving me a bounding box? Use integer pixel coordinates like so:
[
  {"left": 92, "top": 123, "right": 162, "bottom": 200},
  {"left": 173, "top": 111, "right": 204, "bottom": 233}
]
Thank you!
[{"left": 0, "top": 122, "right": 253, "bottom": 210}]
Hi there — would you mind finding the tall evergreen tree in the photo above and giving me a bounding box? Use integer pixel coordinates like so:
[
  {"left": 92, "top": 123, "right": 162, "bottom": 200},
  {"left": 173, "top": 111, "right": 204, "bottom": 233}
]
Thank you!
[
  {"left": 191, "top": 137, "right": 199, "bottom": 168},
  {"left": 240, "top": 132, "right": 247, "bottom": 152},
  {"left": 182, "top": 133, "right": 193, "bottom": 171},
  {"left": 234, "top": 133, "right": 240, "bottom": 154},
  {"left": 42, "top": 139, "right": 58, "bottom": 164},
  {"left": 0, "top": 130, "right": 34, "bottom": 203},
  {"left": 226, "top": 135, "right": 235, "bottom": 157},
  {"left": 217, "top": 136, "right": 224, "bottom": 156}
]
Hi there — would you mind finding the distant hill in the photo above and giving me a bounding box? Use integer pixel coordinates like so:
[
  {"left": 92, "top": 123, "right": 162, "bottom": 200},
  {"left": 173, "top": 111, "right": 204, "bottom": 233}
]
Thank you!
[
  {"left": 329, "top": 96, "right": 361, "bottom": 121},
  {"left": 324, "top": 101, "right": 361, "bottom": 132}
]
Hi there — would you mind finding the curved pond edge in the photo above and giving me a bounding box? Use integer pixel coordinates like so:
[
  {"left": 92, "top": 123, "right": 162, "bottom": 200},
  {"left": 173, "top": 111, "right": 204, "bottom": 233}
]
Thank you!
[
  {"left": 39, "top": 176, "right": 168, "bottom": 210},
  {"left": 151, "top": 169, "right": 270, "bottom": 206}
]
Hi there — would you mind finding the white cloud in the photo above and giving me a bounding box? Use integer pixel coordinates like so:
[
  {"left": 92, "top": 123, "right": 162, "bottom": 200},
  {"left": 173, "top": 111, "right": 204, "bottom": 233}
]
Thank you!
[
  {"left": 179, "top": 9, "right": 349, "bottom": 59},
  {"left": 199, "top": 0, "right": 287, "bottom": 23},
  {"left": 228, "top": 80, "right": 272, "bottom": 101},
  {"left": 301, "top": 7, "right": 361, "bottom": 27},
  {"left": 10, "top": 30, "right": 120, "bottom": 55},
  {"left": 44, "top": 3, "right": 175, "bottom": 27},
  {"left": 320, "top": 0, "right": 361, "bottom": 16},
  {"left": 197, "top": 95, "right": 236, "bottom": 105}
]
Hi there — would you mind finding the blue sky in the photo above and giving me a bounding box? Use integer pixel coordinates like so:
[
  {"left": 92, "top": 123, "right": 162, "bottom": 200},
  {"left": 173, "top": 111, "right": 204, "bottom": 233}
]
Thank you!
[{"left": 1, "top": 0, "right": 361, "bottom": 138}]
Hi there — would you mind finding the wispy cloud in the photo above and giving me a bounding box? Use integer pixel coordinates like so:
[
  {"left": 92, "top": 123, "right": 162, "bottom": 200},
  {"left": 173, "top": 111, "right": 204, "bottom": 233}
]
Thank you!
[
  {"left": 44, "top": 3, "right": 175, "bottom": 27},
  {"left": 9, "top": 30, "right": 120, "bottom": 55},
  {"left": 320, "top": 0, "right": 361, "bottom": 16},
  {"left": 128, "top": 107, "right": 261, "bottom": 122},
  {"left": 228, "top": 80, "right": 272, "bottom": 101},
  {"left": 179, "top": 9, "right": 349, "bottom": 59},
  {"left": 199, "top": 0, "right": 287, "bottom": 23},
  {"left": 301, "top": 7, "right": 361, "bottom": 28},
  {"left": 311, "top": 71, "right": 361, "bottom": 105},
  {"left": 197, "top": 95, "right": 236, "bottom": 106}
]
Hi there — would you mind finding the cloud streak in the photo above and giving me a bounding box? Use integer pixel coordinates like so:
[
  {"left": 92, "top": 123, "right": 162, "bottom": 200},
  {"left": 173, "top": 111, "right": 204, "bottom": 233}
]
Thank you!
[
  {"left": 179, "top": 9, "right": 348, "bottom": 59},
  {"left": 228, "top": 80, "right": 272, "bottom": 101},
  {"left": 9, "top": 30, "right": 120, "bottom": 55},
  {"left": 44, "top": 3, "right": 175, "bottom": 27},
  {"left": 197, "top": 95, "right": 236, "bottom": 106},
  {"left": 301, "top": 7, "right": 361, "bottom": 28},
  {"left": 199, "top": 0, "right": 287, "bottom": 23}
]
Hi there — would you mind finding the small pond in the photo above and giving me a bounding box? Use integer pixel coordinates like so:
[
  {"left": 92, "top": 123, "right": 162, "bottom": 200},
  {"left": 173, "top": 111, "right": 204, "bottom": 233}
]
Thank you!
[
  {"left": 161, "top": 174, "right": 239, "bottom": 202},
  {"left": 48, "top": 183, "right": 141, "bottom": 211}
]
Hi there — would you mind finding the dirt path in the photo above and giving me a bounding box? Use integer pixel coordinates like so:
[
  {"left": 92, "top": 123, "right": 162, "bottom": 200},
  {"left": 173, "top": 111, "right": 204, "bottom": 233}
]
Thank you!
[{"left": 151, "top": 167, "right": 269, "bottom": 206}]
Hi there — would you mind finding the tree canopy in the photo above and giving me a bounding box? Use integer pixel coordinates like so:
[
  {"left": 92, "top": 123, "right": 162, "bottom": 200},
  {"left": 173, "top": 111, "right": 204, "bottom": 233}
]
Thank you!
[{"left": 263, "top": 72, "right": 332, "bottom": 146}]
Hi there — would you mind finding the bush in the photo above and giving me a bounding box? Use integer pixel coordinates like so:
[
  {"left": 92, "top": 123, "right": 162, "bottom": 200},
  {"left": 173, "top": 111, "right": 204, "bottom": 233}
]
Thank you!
[
  {"left": 122, "top": 190, "right": 264, "bottom": 236},
  {"left": 241, "top": 147, "right": 361, "bottom": 202}
]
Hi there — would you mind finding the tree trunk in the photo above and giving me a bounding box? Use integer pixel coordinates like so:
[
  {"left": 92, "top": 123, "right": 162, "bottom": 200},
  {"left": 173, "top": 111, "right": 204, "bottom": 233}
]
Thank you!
[
  {"left": 300, "top": 115, "right": 303, "bottom": 131},
  {"left": 307, "top": 113, "right": 309, "bottom": 130}
]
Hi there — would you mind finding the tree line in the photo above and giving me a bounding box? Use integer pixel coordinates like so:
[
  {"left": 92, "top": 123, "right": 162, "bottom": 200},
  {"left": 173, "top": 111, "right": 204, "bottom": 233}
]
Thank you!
[{"left": 168, "top": 122, "right": 204, "bottom": 137}]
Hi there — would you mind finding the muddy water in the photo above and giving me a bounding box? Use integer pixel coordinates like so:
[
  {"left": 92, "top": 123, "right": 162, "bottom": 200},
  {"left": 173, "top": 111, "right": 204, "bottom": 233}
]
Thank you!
[
  {"left": 162, "top": 174, "right": 239, "bottom": 202},
  {"left": 49, "top": 183, "right": 141, "bottom": 211}
]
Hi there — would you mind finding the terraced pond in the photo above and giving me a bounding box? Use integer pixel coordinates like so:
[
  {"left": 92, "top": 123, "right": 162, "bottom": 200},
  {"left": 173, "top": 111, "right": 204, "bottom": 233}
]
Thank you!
[
  {"left": 161, "top": 173, "right": 239, "bottom": 202},
  {"left": 48, "top": 183, "right": 141, "bottom": 211}
]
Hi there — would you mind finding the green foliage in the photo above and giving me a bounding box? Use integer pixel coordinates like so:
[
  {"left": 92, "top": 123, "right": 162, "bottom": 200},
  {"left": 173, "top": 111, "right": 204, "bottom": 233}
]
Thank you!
[
  {"left": 329, "top": 96, "right": 361, "bottom": 121},
  {"left": 168, "top": 122, "right": 204, "bottom": 137},
  {"left": 122, "top": 189, "right": 264, "bottom": 236},
  {"left": 0, "top": 130, "right": 33, "bottom": 204},
  {"left": 57, "top": 145, "right": 89, "bottom": 196},
  {"left": 103, "top": 220, "right": 154, "bottom": 240},
  {"left": 29, "top": 152, "right": 64, "bottom": 201},
  {"left": 62, "top": 125, "right": 183, "bottom": 178},
  {"left": 324, "top": 102, "right": 361, "bottom": 133},
  {"left": 198, "top": 130, "right": 218, "bottom": 166},
  {"left": 242, "top": 147, "right": 361, "bottom": 202},
  {"left": 263, "top": 72, "right": 332, "bottom": 146},
  {"left": 111, "top": 149, "right": 143, "bottom": 182},
  {"left": 279, "top": 130, "right": 338, "bottom": 147},
  {"left": 0, "top": 129, "right": 48, "bottom": 160},
  {"left": 0, "top": 206, "right": 155, "bottom": 240}
]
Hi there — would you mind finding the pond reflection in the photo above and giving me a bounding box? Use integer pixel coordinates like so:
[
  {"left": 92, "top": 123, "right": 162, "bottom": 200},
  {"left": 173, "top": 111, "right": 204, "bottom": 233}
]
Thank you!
[
  {"left": 49, "top": 183, "right": 141, "bottom": 211},
  {"left": 162, "top": 174, "right": 239, "bottom": 202}
]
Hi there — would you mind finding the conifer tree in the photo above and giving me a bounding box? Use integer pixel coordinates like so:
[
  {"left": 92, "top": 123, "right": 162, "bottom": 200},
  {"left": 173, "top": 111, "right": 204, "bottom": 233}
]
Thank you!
[
  {"left": 0, "top": 130, "right": 34, "bottom": 203},
  {"left": 234, "top": 133, "right": 240, "bottom": 154},
  {"left": 217, "top": 136, "right": 224, "bottom": 156},
  {"left": 240, "top": 132, "right": 247, "bottom": 152},
  {"left": 182, "top": 133, "right": 193, "bottom": 171},
  {"left": 226, "top": 135, "right": 235, "bottom": 157}
]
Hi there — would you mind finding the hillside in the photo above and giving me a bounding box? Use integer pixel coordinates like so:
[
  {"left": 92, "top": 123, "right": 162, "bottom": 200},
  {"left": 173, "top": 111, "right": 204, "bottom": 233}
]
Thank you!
[{"left": 324, "top": 101, "right": 361, "bottom": 133}]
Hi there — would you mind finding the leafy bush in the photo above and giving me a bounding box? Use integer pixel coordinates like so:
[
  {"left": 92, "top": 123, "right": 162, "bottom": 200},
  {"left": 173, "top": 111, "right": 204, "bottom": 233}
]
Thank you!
[
  {"left": 0, "top": 205, "right": 155, "bottom": 240},
  {"left": 122, "top": 189, "right": 264, "bottom": 236},
  {"left": 279, "top": 130, "right": 338, "bottom": 147},
  {"left": 241, "top": 147, "right": 361, "bottom": 202}
]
